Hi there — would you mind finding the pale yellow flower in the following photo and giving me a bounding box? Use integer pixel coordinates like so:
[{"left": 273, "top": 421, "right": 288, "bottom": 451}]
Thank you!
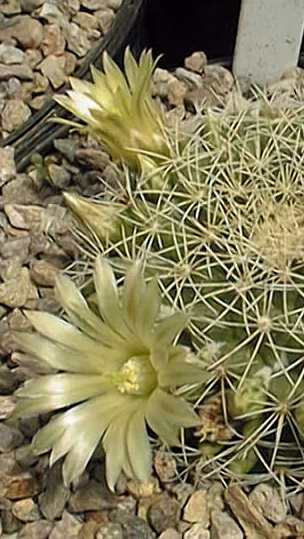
[
  {"left": 14, "top": 257, "right": 202, "bottom": 490},
  {"left": 55, "top": 48, "right": 171, "bottom": 172}
]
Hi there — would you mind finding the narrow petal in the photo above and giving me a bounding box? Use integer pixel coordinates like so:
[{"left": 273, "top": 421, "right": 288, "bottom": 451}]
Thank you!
[
  {"left": 55, "top": 274, "right": 124, "bottom": 347},
  {"left": 16, "top": 374, "right": 109, "bottom": 412},
  {"left": 145, "top": 392, "right": 180, "bottom": 446},
  {"left": 150, "top": 389, "right": 199, "bottom": 428},
  {"left": 14, "top": 332, "right": 105, "bottom": 374},
  {"left": 62, "top": 427, "right": 102, "bottom": 485},
  {"left": 122, "top": 260, "right": 146, "bottom": 328},
  {"left": 127, "top": 409, "right": 152, "bottom": 482},
  {"left": 102, "top": 408, "right": 133, "bottom": 491},
  {"left": 94, "top": 257, "right": 136, "bottom": 342},
  {"left": 154, "top": 312, "right": 188, "bottom": 347},
  {"left": 158, "top": 347, "right": 208, "bottom": 387},
  {"left": 25, "top": 311, "right": 103, "bottom": 355}
]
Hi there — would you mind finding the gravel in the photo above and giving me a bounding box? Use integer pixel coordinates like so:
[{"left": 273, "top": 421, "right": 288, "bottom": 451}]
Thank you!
[{"left": 1, "top": 1, "right": 304, "bottom": 534}]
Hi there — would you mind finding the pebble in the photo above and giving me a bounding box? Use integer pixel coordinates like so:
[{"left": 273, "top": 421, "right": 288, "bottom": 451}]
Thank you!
[
  {"left": 81, "top": 0, "right": 111, "bottom": 9},
  {"left": 154, "top": 451, "right": 177, "bottom": 483},
  {"left": 184, "top": 524, "right": 210, "bottom": 539},
  {"left": 64, "top": 22, "right": 91, "bottom": 57},
  {"left": 49, "top": 510, "right": 83, "bottom": 539},
  {"left": 68, "top": 480, "right": 115, "bottom": 512},
  {"left": 0, "top": 267, "right": 33, "bottom": 308},
  {"left": 0, "top": 16, "right": 44, "bottom": 49},
  {"left": 184, "top": 51, "right": 207, "bottom": 74},
  {"left": 48, "top": 163, "right": 71, "bottom": 187},
  {"left": 274, "top": 516, "right": 304, "bottom": 537},
  {"left": 148, "top": 493, "right": 180, "bottom": 534},
  {"left": 18, "top": 520, "right": 53, "bottom": 539},
  {"left": 30, "top": 259, "right": 60, "bottom": 286},
  {"left": 41, "top": 24, "right": 66, "bottom": 56},
  {"left": 0, "top": 147, "right": 16, "bottom": 187},
  {"left": 0, "top": 471, "right": 40, "bottom": 500},
  {"left": 21, "top": 0, "right": 46, "bottom": 12},
  {"left": 183, "top": 490, "right": 209, "bottom": 526},
  {"left": 110, "top": 509, "right": 155, "bottom": 539},
  {"left": 211, "top": 511, "right": 243, "bottom": 539},
  {"left": 1, "top": 100, "right": 31, "bottom": 132},
  {"left": 249, "top": 484, "right": 287, "bottom": 524},
  {"left": 96, "top": 523, "right": 124, "bottom": 538},
  {"left": 12, "top": 498, "right": 41, "bottom": 522},
  {"left": 39, "top": 55, "right": 66, "bottom": 89},
  {"left": 0, "top": 64, "right": 33, "bottom": 82},
  {"left": 0, "top": 45, "right": 24, "bottom": 65},
  {"left": 38, "top": 3, "right": 66, "bottom": 25},
  {"left": 158, "top": 530, "right": 181, "bottom": 539},
  {"left": 2, "top": 174, "right": 41, "bottom": 205},
  {"left": 0, "top": 423, "right": 23, "bottom": 452}
]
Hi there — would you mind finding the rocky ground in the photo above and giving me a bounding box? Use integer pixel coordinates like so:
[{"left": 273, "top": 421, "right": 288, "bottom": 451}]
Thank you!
[{"left": 1, "top": 0, "right": 304, "bottom": 537}]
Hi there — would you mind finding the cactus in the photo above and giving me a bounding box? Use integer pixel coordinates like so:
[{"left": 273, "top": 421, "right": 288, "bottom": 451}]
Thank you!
[{"left": 63, "top": 86, "right": 304, "bottom": 491}]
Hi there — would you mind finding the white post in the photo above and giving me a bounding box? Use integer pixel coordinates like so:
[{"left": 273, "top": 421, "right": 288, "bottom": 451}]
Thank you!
[{"left": 233, "top": 0, "right": 304, "bottom": 87}]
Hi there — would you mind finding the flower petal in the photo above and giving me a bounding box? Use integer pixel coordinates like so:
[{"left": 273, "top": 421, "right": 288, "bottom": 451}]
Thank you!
[
  {"left": 127, "top": 409, "right": 152, "bottom": 482},
  {"left": 25, "top": 311, "right": 102, "bottom": 355},
  {"left": 102, "top": 407, "right": 135, "bottom": 491},
  {"left": 55, "top": 273, "right": 124, "bottom": 347},
  {"left": 158, "top": 347, "right": 208, "bottom": 387},
  {"left": 148, "top": 388, "right": 199, "bottom": 428},
  {"left": 16, "top": 374, "right": 109, "bottom": 412},
  {"left": 62, "top": 427, "right": 102, "bottom": 485},
  {"left": 145, "top": 393, "right": 180, "bottom": 446},
  {"left": 154, "top": 312, "right": 188, "bottom": 347},
  {"left": 14, "top": 332, "right": 104, "bottom": 374}
]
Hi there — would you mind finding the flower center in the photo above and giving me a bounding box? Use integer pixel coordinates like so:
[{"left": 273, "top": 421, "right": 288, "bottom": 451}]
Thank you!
[{"left": 115, "top": 355, "right": 157, "bottom": 396}]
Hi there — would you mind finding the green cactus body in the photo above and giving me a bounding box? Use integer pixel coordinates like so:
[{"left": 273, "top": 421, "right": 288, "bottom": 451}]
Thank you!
[{"left": 65, "top": 89, "right": 304, "bottom": 488}]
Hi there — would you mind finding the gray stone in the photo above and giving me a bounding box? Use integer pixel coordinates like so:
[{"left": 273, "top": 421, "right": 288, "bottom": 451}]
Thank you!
[
  {"left": 249, "top": 484, "right": 287, "bottom": 523},
  {"left": 24, "top": 48, "right": 42, "bottom": 69},
  {"left": 207, "top": 483, "right": 225, "bottom": 512},
  {"left": 4, "top": 203, "right": 68, "bottom": 235},
  {"left": 1, "top": 0, "right": 21, "bottom": 15},
  {"left": 73, "top": 12, "right": 99, "bottom": 30},
  {"left": 30, "top": 259, "right": 60, "bottom": 286},
  {"left": 49, "top": 511, "right": 83, "bottom": 539},
  {"left": 38, "top": 3, "right": 66, "bottom": 25},
  {"left": 54, "top": 138, "right": 77, "bottom": 162},
  {"left": 75, "top": 148, "right": 110, "bottom": 171},
  {"left": 64, "top": 22, "right": 91, "bottom": 57},
  {"left": 41, "top": 24, "right": 66, "bottom": 56},
  {"left": 39, "top": 55, "right": 66, "bottom": 89},
  {"left": 39, "top": 463, "right": 69, "bottom": 521},
  {"left": 0, "top": 63, "right": 33, "bottom": 81},
  {"left": 111, "top": 510, "right": 155, "bottom": 539},
  {"left": 2, "top": 174, "right": 42, "bottom": 205},
  {"left": 106, "top": 0, "right": 121, "bottom": 9},
  {"left": 0, "top": 267, "right": 33, "bottom": 308},
  {"left": 1, "top": 100, "right": 31, "bottom": 132},
  {"left": 21, "top": 0, "right": 47, "bottom": 13},
  {"left": 12, "top": 498, "right": 41, "bottom": 522},
  {"left": 184, "top": 525, "right": 210, "bottom": 539},
  {"left": 183, "top": 490, "right": 209, "bottom": 526},
  {"left": 18, "top": 520, "right": 53, "bottom": 539},
  {"left": 148, "top": 493, "right": 180, "bottom": 534},
  {"left": 211, "top": 511, "right": 243, "bottom": 539},
  {"left": 48, "top": 163, "right": 71, "bottom": 187},
  {"left": 68, "top": 479, "right": 114, "bottom": 512},
  {"left": 81, "top": 0, "right": 111, "bottom": 9},
  {"left": 6, "top": 78, "right": 23, "bottom": 99},
  {"left": 1, "top": 236, "right": 31, "bottom": 264},
  {"left": 0, "top": 147, "right": 16, "bottom": 187},
  {"left": 62, "top": 0, "right": 80, "bottom": 16},
  {"left": 158, "top": 530, "right": 181, "bottom": 539},
  {"left": 0, "top": 45, "right": 24, "bottom": 65},
  {"left": 0, "top": 471, "right": 40, "bottom": 500},
  {"left": 0, "top": 16, "right": 44, "bottom": 49},
  {"left": 96, "top": 523, "right": 124, "bottom": 539},
  {"left": 95, "top": 8, "right": 115, "bottom": 33},
  {"left": 0, "top": 423, "right": 23, "bottom": 452},
  {"left": 184, "top": 51, "right": 207, "bottom": 74}
]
